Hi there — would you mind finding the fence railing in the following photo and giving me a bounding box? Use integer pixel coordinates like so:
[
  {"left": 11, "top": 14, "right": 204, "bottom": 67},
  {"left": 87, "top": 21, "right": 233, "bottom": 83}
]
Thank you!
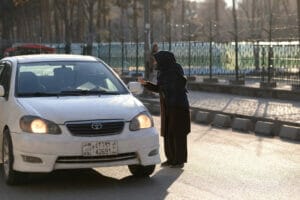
[{"left": 48, "top": 41, "right": 300, "bottom": 87}]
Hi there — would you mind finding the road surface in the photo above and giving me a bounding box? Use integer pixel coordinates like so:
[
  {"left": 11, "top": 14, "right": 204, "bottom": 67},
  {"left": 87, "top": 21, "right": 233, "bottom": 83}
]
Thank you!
[{"left": 0, "top": 116, "right": 299, "bottom": 200}]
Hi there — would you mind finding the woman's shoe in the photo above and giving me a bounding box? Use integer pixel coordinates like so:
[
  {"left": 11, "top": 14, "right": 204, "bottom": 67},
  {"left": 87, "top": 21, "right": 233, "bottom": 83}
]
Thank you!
[
  {"left": 170, "top": 163, "right": 184, "bottom": 168},
  {"left": 161, "top": 161, "right": 170, "bottom": 167}
]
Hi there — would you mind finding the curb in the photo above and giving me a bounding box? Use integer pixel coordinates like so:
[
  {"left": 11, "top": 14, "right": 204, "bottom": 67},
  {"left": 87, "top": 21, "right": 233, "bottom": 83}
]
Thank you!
[
  {"left": 194, "top": 111, "right": 213, "bottom": 124},
  {"left": 279, "top": 125, "right": 300, "bottom": 141},
  {"left": 254, "top": 121, "right": 274, "bottom": 137},
  {"left": 212, "top": 114, "right": 231, "bottom": 128},
  {"left": 232, "top": 118, "right": 253, "bottom": 133}
]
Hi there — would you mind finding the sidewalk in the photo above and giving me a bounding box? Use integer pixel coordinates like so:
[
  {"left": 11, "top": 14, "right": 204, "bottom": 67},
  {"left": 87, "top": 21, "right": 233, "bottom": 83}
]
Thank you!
[
  {"left": 140, "top": 90, "right": 300, "bottom": 124},
  {"left": 187, "top": 91, "right": 300, "bottom": 124},
  {"left": 138, "top": 90, "right": 300, "bottom": 141}
]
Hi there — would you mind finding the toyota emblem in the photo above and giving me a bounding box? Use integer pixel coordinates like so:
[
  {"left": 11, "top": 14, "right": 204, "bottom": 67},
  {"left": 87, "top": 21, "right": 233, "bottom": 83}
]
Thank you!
[{"left": 91, "top": 122, "right": 103, "bottom": 130}]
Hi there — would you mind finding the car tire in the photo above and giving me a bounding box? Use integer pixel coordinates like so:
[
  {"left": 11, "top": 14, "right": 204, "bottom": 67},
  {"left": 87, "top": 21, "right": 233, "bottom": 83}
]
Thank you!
[
  {"left": 128, "top": 164, "right": 155, "bottom": 177},
  {"left": 2, "top": 129, "right": 27, "bottom": 185}
]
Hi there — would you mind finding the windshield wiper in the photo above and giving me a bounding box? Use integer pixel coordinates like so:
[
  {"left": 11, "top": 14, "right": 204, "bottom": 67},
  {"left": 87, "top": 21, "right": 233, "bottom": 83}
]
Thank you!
[
  {"left": 18, "top": 92, "right": 59, "bottom": 97},
  {"left": 59, "top": 90, "right": 120, "bottom": 96}
]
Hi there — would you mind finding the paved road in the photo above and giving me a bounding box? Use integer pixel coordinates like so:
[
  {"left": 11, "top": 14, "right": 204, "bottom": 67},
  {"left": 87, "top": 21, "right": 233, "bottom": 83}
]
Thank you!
[{"left": 0, "top": 117, "right": 299, "bottom": 200}]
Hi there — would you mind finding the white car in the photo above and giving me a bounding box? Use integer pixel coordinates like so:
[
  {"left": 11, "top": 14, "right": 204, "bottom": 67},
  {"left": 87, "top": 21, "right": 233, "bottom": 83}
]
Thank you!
[{"left": 0, "top": 54, "right": 160, "bottom": 185}]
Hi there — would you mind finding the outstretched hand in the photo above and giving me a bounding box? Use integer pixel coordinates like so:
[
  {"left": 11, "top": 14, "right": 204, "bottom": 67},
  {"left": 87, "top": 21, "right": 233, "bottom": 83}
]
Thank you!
[{"left": 138, "top": 77, "right": 147, "bottom": 85}]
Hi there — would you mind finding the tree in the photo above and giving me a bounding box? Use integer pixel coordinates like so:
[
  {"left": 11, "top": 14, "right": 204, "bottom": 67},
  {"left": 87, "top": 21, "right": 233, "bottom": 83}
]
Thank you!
[
  {"left": 55, "top": 0, "right": 76, "bottom": 53},
  {"left": 132, "top": 0, "right": 141, "bottom": 71},
  {"left": 1, "top": 0, "right": 299, "bottom": 52},
  {"left": 214, "top": 0, "right": 220, "bottom": 41},
  {"left": 297, "top": 0, "right": 300, "bottom": 43},
  {"left": 115, "top": 0, "right": 131, "bottom": 73},
  {"left": 85, "top": 0, "right": 97, "bottom": 55},
  {"left": 151, "top": 0, "right": 174, "bottom": 48},
  {"left": 0, "top": 0, "right": 14, "bottom": 56},
  {"left": 96, "top": 0, "right": 111, "bottom": 42}
]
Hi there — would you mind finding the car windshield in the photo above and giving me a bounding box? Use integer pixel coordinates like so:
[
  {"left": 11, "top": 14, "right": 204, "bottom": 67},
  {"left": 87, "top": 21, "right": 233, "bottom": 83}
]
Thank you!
[{"left": 16, "top": 61, "right": 128, "bottom": 97}]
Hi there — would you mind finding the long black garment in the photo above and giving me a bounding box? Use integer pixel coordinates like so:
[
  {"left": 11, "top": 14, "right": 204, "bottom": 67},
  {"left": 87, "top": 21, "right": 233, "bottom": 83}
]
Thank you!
[
  {"left": 144, "top": 51, "right": 190, "bottom": 165},
  {"left": 164, "top": 107, "right": 189, "bottom": 164}
]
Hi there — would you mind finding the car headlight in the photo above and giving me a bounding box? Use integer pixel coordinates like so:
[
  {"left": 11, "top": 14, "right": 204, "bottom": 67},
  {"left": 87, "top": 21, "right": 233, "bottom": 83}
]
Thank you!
[
  {"left": 129, "top": 112, "right": 153, "bottom": 131},
  {"left": 20, "top": 116, "right": 61, "bottom": 134}
]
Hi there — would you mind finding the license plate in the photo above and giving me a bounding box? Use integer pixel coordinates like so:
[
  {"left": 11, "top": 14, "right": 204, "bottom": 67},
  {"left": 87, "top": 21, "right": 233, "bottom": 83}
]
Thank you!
[{"left": 82, "top": 141, "right": 118, "bottom": 157}]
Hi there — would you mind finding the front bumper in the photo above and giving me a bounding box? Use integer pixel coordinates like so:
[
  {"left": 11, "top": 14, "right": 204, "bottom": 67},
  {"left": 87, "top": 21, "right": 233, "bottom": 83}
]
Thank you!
[{"left": 10, "top": 124, "right": 160, "bottom": 173}]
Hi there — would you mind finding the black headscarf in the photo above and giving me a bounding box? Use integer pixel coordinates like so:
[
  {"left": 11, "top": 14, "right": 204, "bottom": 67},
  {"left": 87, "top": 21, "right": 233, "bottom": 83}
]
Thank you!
[
  {"left": 153, "top": 51, "right": 188, "bottom": 108},
  {"left": 154, "top": 51, "right": 177, "bottom": 71},
  {"left": 154, "top": 51, "right": 184, "bottom": 86}
]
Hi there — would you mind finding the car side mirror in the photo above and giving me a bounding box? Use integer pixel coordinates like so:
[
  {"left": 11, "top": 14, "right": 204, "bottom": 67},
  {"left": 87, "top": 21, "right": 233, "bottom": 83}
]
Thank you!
[
  {"left": 0, "top": 85, "right": 5, "bottom": 97},
  {"left": 128, "top": 81, "right": 143, "bottom": 95}
]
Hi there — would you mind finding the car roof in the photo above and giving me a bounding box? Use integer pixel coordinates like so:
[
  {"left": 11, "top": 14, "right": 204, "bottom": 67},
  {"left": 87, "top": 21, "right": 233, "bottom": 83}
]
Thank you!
[{"left": 2, "top": 54, "right": 99, "bottom": 64}]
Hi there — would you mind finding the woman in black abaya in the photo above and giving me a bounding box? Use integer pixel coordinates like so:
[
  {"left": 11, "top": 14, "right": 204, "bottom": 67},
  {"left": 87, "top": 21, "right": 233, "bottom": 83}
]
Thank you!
[{"left": 141, "top": 51, "right": 190, "bottom": 168}]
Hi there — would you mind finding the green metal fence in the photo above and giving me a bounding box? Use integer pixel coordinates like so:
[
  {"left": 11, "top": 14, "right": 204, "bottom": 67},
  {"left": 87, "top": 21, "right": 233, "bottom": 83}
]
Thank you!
[{"left": 49, "top": 41, "right": 300, "bottom": 85}]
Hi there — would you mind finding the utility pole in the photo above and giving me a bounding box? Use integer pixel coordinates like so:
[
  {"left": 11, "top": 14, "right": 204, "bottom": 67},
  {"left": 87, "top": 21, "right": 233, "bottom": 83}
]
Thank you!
[
  {"left": 268, "top": 0, "right": 273, "bottom": 83},
  {"left": 144, "top": 0, "right": 151, "bottom": 80},
  {"left": 181, "top": 0, "right": 185, "bottom": 40},
  {"left": 214, "top": 0, "right": 219, "bottom": 41},
  {"left": 297, "top": 0, "right": 300, "bottom": 46},
  {"left": 188, "top": 24, "right": 191, "bottom": 77},
  {"left": 209, "top": 10, "right": 213, "bottom": 80},
  {"left": 232, "top": 0, "right": 239, "bottom": 81}
]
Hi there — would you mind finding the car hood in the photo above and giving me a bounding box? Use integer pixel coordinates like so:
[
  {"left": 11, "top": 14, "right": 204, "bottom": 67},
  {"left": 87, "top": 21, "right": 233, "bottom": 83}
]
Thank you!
[{"left": 17, "top": 94, "right": 146, "bottom": 124}]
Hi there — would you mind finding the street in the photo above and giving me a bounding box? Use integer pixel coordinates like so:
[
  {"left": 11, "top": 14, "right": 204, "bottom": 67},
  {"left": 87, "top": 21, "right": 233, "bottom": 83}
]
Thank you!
[{"left": 0, "top": 116, "right": 299, "bottom": 200}]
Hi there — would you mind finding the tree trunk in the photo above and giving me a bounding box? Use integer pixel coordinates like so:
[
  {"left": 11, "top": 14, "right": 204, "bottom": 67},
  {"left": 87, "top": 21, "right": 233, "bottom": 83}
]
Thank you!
[
  {"left": 87, "top": 0, "right": 96, "bottom": 55},
  {"left": 133, "top": 0, "right": 139, "bottom": 72},
  {"left": 298, "top": 0, "right": 300, "bottom": 44},
  {"left": 54, "top": 7, "right": 60, "bottom": 43}
]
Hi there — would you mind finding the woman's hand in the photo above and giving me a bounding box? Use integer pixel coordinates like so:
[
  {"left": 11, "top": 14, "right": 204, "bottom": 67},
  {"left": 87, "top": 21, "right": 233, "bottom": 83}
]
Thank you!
[{"left": 138, "top": 77, "right": 147, "bottom": 85}]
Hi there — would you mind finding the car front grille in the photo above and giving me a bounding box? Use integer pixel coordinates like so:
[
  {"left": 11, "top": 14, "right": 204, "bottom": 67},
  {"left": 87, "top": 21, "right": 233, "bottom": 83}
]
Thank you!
[
  {"left": 56, "top": 152, "right": 137, "bottom": 164},
  {"left": 66, "top": 120, "right": 125, "bottom": 136}
]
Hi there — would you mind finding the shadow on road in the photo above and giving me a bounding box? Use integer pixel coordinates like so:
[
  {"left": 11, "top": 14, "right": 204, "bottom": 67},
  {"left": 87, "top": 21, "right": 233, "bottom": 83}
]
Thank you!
[
  {"left": 0, "top": 166, "right": 183, "bottom": 200},
  {"left": 194, "top": 126, "right": 213, "bottom": 142}
]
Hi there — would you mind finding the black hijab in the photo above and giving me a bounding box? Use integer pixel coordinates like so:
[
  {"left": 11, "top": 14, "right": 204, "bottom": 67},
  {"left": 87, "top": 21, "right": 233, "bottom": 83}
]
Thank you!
[
  {"left": 154, "top": 51, "right": 177, "bottom": 72},
  {"left": 154, "top": 51, "right": 184, "bottom": 86}
]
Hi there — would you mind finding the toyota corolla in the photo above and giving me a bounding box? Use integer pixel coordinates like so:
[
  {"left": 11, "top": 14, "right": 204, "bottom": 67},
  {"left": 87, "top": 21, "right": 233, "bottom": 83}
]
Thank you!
[{"left": 0, "top": 54, "right": 160, "bottom": 185}]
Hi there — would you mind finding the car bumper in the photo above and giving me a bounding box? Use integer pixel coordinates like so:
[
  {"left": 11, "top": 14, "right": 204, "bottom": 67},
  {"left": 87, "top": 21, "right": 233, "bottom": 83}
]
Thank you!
[{"left": 10, "top": 125, "right": 160, "bottom": 173}]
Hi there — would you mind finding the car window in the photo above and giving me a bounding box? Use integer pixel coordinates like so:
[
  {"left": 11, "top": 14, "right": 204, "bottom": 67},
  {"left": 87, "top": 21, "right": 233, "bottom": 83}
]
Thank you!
[
  {"left": 0, "top": 62, "right": 12, "bottom": 100},
  {"left": 105, "top": 79, "right": 118, "bottom": 91},
  {"left": 0, "top": 64, "right": 5, "bottom": 76},
  {"left": 16, "top": 61, "right": 128, "bottom": 97}
]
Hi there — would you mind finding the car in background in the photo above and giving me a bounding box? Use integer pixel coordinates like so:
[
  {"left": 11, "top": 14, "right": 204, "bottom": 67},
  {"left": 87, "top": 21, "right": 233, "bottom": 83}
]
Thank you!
[
  {"left": 0, "top": 54, "right": 160, "bottom": 185},
  {"left": 3, "top": 44, "right": 55, "bottom": 57}
]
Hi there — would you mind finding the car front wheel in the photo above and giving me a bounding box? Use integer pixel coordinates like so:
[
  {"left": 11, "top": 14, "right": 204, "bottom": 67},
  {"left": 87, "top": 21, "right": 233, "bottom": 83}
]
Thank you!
[
  {"left": 128, "top": 164, "right": 155, "bottom": 177},
  {"left": 2, "top": 129, "right": 27, "bottom": 185}
]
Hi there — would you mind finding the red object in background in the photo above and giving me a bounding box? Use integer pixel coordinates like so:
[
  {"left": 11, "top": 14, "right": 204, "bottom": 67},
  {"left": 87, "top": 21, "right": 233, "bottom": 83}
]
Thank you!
[{"left": 4, "top": 44, "right": 55, "bottom": 57}]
